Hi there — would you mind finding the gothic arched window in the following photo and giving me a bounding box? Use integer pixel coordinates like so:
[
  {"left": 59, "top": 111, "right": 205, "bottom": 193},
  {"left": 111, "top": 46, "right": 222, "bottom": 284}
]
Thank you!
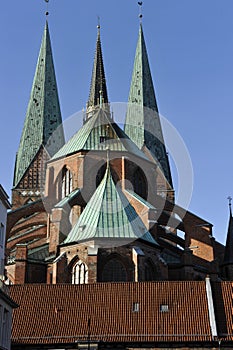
[
  {"left": 72, "top": 260, "right": 88, "bottom": 284},
  {"left": 145, "top": 259, "right": 159, "bottom": 281},
  {"left": 133, "top": 167, "right": 147, "bottom": 199},
  {"left": 62, "top": 167, "right": 73, "bottom": 197},
  {"left": 102, "top": 258, "right": 128, "bottom": 282}
]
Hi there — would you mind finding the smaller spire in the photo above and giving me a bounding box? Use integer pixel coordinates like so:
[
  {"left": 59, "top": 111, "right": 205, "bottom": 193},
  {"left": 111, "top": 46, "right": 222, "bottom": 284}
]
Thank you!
[{"left": 86, "top": 23, "right": 109, "bottom": 121}]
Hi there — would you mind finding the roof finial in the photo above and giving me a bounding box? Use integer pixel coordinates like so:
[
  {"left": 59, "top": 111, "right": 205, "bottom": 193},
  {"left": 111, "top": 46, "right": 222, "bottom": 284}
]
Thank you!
[
  {"left": 228, "top": 196, "right": 232, "bottom": 215},
  {"left": 97, "top": 16, "right": 101, "bottom": 31},
  {"left": 138, "top": 1, "right": 143, "bottom": 22},
  {"left": 45, "top": 0, "right": 49, "bottom": 17}
]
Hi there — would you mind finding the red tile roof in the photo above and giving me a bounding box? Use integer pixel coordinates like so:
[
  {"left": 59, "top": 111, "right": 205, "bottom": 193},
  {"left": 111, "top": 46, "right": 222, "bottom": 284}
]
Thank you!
[
  {"left": 212, "top": 281, "right": 233, "bottom": 341},
  {"left": 10, "top": 282, "right": 212, "bottom": 345},
  {"left": 10, "top": 282, "right": 211, "bottom": 344}
]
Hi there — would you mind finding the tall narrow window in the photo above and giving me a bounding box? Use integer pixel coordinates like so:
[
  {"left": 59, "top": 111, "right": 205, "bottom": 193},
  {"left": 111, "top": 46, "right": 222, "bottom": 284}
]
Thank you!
[
  {"left": 72, "top": 260, "right": 88, "bottom": 284},
  {"left": 62, "top": 167, "right": 73, "bottom": 197},
  {"left": 133, "top": 167, "right": 147, "bottom": 199}
]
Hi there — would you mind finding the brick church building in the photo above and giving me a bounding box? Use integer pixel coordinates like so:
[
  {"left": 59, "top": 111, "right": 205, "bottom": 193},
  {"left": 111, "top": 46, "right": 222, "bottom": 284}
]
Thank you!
[
  {"left": 5, "top": 9, "right": 233, "bottom": 349},
  {"left": 5, "top": 16, "right": 233, "bottom": 288}
]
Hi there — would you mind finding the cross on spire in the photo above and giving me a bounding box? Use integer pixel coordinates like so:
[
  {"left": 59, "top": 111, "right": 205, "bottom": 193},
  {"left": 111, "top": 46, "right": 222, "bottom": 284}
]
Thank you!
[
  {"left": 44, "top": 0, "right": 49, "bottom": 17},
  {"left": 138, "top": 1, "right": 143, "bottom": 22}
]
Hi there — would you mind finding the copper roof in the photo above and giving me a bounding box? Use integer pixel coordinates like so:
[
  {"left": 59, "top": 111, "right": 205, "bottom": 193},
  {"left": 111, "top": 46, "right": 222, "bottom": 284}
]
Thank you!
[
  {"left": 87, "top": 25, "right": 108, "bottom": 109},
  {"left": 63, "top": 166, "right": 157, "bottom": 245},
  {"left": 14, "top": 21, "right": 65, "bottom": 187},
  {"left": 52, "top": 108, "right": 148, "bottom": 161},
  {"left": 10, "top": 281, "right": 212, "bottom": 345},
  {"left": 124, "top": 24, "right": 173, "bottom": 187}
]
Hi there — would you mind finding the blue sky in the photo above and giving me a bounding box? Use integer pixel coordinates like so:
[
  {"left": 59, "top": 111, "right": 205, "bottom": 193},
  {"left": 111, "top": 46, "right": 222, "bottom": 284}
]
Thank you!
[{"left": 1, "top": 0, "right": 233, "bottom": 244}]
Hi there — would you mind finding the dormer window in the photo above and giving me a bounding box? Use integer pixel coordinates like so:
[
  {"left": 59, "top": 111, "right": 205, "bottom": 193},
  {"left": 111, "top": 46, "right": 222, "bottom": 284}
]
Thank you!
[{"left": 132, "top": 302, "right": 139, "bottom": 312}]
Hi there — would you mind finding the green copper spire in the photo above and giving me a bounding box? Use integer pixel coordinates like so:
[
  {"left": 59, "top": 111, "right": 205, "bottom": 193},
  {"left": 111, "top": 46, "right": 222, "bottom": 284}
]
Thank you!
[
  {"left": 124, "top": 24, "right": 173, "bottom": 187},
  {"left": 14, "top": 21, "right": 65, "bottom": 188},
  {"left": 86, "top": 25, "right": 109, "bottom": 120}
]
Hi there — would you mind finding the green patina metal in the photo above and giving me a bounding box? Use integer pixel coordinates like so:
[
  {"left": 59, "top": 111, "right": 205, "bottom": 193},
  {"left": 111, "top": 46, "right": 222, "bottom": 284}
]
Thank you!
[
  {"left": 28, "top": 244, "right": 49, "bottom": 262},
  {"left": 124, "top": 189, "right": 156, "bottom": 210},
  {"left": 63, "top": 165, "right": 158, "bottom": 245},
  {"left": 87, "top": 26, "right": 108, "bottom": 111},
  {"left": 52, "top": 108, "right": 148, "bottom": 161},
  {"left": 54, "top": 188, "right": 80, "bottom": 208},
  {"left": 124, "top": 24, "right": 173, "bottom": 187},
  {"left": 14, "top": 21, "right": 65, "bottom": 187}
]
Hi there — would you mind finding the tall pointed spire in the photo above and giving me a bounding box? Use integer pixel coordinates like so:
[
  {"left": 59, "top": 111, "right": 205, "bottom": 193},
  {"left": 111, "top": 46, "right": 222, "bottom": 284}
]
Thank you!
[
  {"left": 223, "top": 198, "right": 233, "bottom": 266},
  {"left": 124, "top": 24, "right": 173, "bottom": 187},
  {"left": 13, "top": 21, "right": 65, "bottom": 189},
  {"left": 86, "top": 24, "right": 109, "bottom": 120}
]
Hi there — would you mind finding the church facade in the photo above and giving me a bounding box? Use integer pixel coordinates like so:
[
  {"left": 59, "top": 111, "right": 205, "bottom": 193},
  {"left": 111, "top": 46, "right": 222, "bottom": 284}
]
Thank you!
[{"left": 5, "top": 17, "right": 230, "bottom": 287}]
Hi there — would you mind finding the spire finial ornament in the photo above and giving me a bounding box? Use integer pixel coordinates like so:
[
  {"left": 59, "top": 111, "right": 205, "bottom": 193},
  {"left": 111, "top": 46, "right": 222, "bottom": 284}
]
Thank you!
[
  {"left": 45, "top": 0, "right": 49, "bottom": 17},
  {"left": 138, "top": 1, "right": 143, "bottom": 22},
  {"left": 97, "top": 16, "right": 100, "bottom": 31},
  {"left": 228, "top": 196, "right": 232, "bottom": 215}
]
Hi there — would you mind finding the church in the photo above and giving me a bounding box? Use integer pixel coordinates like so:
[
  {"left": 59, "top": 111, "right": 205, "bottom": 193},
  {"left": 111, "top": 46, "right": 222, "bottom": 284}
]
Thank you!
[
  {"left": 4, "top": 7, "right": 233, "bottom": 349},
  {"left": 5, "top": 11, "right": 233, "bottom": 286}
]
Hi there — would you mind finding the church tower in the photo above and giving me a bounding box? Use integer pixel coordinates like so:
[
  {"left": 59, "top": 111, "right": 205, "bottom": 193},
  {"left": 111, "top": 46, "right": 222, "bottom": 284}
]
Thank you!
[
  {"left": 124, "top": 24, "right": 173, "bottom": 196},
  {"left": 6, "top": 20, "right": 65, "bottom": 284},
  {"left": 12, "top": 20, "right": 65, "bottom": 209}
]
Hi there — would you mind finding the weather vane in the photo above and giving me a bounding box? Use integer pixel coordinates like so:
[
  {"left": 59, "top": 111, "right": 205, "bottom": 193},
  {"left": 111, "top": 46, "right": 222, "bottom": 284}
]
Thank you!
[
  {"left": 97, "top": 16, "right": 100, "bottom": 29},
  {"left": 228, "top": 196, "right": 232, "bottom": 209},
  {"left": 45, "top": 0, "right": 49, "bottom": 16},
  {"left": 138, "top": 2, "right": 143, "bottom": 21}
]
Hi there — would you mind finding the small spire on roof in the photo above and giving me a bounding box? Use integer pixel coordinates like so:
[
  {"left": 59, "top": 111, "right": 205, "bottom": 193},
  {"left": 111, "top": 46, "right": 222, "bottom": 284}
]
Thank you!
[
  {"left": 138, "top": 1, "right": 143, "bottom": 22},
  {"left": 86, "top": 20, "right": 109, "bottom": 120}
]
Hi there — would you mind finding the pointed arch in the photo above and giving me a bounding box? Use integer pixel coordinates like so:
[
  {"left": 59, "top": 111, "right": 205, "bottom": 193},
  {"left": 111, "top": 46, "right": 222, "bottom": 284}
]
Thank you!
[
  {"left": 102, "top": 258, "right": 127, "bottom": 282},
  {"left": 133, "top": 166, "right": 147, "bottom": 199},
  {"left": 145, "top": 258, "right": 161, "bottom": 281},
  {"left": 61, "top": 166, "right": 73, "bottom": 198},
  {"left": 98, "top": 253, "right": 134, "bottom": 282},
  {"left": 71, "top": 258, "right": 88, "bottom": 284}
]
